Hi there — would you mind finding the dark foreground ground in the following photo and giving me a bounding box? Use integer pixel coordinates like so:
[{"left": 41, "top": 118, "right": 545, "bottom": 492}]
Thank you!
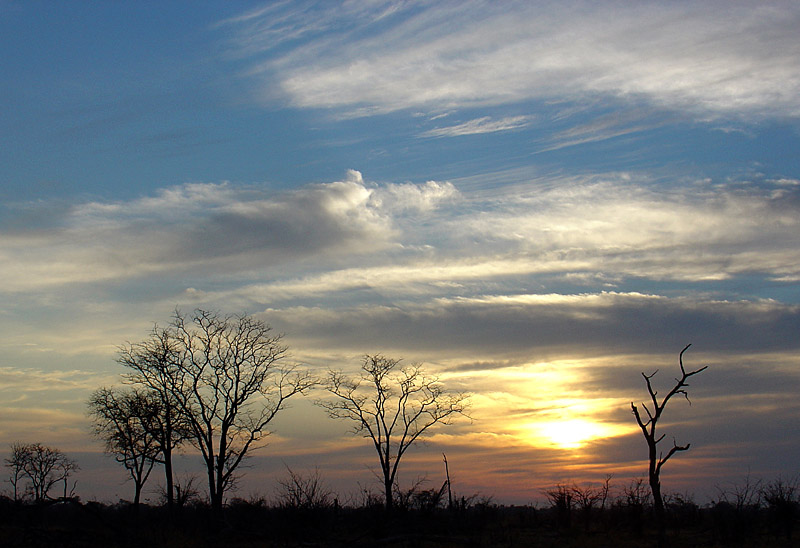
[{"left": 1, "top": 497, "right": 798, "bottom": 548}]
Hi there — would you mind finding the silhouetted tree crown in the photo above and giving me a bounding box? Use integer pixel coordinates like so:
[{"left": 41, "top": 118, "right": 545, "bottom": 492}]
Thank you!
[
  {"left": 4, "top": 442, "right": 78, "bottom": 503},
  {"left": 319, "top": 354, "right": 468, "bottom": 510},
  {"left": 121, "top": 309, "right": 315, "bottom": 518}
]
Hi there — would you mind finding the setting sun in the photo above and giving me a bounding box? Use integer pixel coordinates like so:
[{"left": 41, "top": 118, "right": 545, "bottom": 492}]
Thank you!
[{"left": 535, "top": 419, "right": 617, "bottom": 449}]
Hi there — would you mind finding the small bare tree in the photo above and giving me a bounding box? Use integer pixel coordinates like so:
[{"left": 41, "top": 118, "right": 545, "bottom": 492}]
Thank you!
[
  {"left": 543, "top": 483, "right": 574, "bottom": 529},
  {"left": 631, "top": 344, "right": 707, "bottom": 544},
  {"left": 4, "top": 442, "right": 78, "bottom": 502},
  {"left": 88, "top": 387, "right": 165, "bottom": 509},
  {"left": 6, "top": 442, "right": 28, "bottom": 502},
  {"left": 319, "top": 354, "right": 468, "bottom": 511},
  {"left": 572, "top": 478, "right": 611, "bottom": 532},
  {"left": 276, "top": 466, "right": 333, "bottom": 510}
]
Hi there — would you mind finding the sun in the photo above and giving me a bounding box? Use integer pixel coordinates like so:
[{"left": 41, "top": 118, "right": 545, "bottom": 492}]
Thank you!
[{"left": 537, "top": 419, "right": 606, "bottom": 449}]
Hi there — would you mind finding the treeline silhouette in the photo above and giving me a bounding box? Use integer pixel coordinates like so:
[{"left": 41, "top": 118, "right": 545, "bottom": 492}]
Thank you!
[
  {"left": 1, "top": 472, "right": 798, "bottom": 547},
  {"left": 2, "top": 309, "right": 798, "bottom": 546}
]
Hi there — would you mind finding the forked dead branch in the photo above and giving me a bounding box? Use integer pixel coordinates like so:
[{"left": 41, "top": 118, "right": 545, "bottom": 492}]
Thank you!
[{"left": 631, "top": 343, "right": 708, "bottom": 546}]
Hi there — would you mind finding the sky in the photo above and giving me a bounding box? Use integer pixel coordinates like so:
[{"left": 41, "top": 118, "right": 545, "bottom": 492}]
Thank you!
[{"left": 1, "top": 0, "right": 799, "bottom": 505}]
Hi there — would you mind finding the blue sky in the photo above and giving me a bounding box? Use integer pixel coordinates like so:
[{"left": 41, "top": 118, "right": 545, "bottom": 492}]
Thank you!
[{"left": 1, "top": 1, "right": 799, "bottom": 504}]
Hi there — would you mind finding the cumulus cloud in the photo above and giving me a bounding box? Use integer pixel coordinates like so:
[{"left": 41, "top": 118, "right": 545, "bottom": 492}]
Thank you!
[{"left": 222, "top": 1, "right": 800, "bottom": 120}]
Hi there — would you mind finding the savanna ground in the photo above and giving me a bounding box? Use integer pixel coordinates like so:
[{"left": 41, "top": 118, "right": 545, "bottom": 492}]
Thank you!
[{"left": 1, "top": 495, "right": 798, "bottom": 548}]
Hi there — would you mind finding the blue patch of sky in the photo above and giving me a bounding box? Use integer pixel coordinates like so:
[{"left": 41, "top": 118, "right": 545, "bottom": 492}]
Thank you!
[{"left": 3, "top": 2, "right": 798, "bottom": 206}]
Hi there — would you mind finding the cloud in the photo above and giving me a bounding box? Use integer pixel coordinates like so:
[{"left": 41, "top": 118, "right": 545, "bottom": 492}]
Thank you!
[
  {"left": 268, "top": 292, "right": 800, "bottom": 359},
  {"left": 420, "top": 115, "right": 534, "bottom": 138},
  {"left": 536, "top": 108, "right": 662, "bottom": 152},
  {"left": 0, "top": 172, "right": 457, "bottom": 292},
  {"left": 0, "top": 366, "right": 108, "bottom": 393},
  {"left": 222, "top": 1, "right": 800, "bottom": 120},
  {"left": 4, "top": 170, "right": 797, "bottom": 307},
  {"left": 170, "top": 171, "right": 800, "bottom": 313}
]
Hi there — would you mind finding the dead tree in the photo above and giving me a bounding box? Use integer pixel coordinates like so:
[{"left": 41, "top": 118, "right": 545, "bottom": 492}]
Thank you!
[
  {"left": 631, "top": 343, "right": 707, "bottom": 545},
  {"left": 443, "top": 453, "right": 453, "bottom": 510},
  {"left": 320, "top": 355, "right": 468, "bottom": 511}
]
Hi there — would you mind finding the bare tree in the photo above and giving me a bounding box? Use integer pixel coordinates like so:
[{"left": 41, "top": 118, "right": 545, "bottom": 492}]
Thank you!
[
  {"left": 762, "top": 476, "right": 799, "bottom": 540},
  {"left": 571, "top": 478, "right": 611, "bottom": 532},
  {"left": 543, "top": 483, "right": 573, "bottom": 529},
  {"left": 118, "top": 326, "right": 187, "bottom": 509},
  {"left": 276, "top": 466, "right": 334, "bottom": 510},
  {"left": 166, "top": 309, "right": 315, "bottom": 518},
  {"left": 4, "top": 442, "right": 78, "bottom": 503},
  {"left": 631, "top": 343, "right": 707, "bottom": 545},
  {"left": 88, "top": 387, "right": 165, "bottom": 509},
  {"left": 5, "top": 442, "right": 28, "bottom": 502},
  {"left": 319, "top": 354, "right": 468, "bottom": 511}
]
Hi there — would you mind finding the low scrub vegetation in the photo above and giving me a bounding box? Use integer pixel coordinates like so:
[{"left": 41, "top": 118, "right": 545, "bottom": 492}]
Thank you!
[{"left": 1, "top": 473, "right": 798, "bottom": 547}]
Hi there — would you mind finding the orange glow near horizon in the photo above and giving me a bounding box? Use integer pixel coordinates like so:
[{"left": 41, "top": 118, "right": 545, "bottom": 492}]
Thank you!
[{"left": 444, "top": 359, "right": 636, "bottom": 455}]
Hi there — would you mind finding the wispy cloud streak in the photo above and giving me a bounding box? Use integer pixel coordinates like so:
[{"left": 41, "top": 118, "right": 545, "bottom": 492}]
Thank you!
[
  {"left": 420, "top": 115, "right": 534, "bottom": 138},
  {"left": 221, "top": 1, "right": 800, "bottom": 120}
]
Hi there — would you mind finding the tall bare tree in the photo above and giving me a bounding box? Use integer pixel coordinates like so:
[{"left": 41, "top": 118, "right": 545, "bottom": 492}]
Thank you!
[
  {"left": 167, "top": 309, "right": 314, "bottom": 517},
  {"left": 631, "top": 344, "right": 707, "bottom": 545},
  {"left": 118, "top": 326, "right": 189, "bottom": 509},
  {"left": 88, "top": 387, "right": 164, "bottom": 509},
  {"left": 320, "top": 354, "right": 468, "bottom": 511}
]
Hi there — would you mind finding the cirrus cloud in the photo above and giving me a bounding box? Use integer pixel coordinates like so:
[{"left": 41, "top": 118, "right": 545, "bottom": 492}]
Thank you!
[{"left": 223, "top": 1, "right": 800, "bottom": 120}]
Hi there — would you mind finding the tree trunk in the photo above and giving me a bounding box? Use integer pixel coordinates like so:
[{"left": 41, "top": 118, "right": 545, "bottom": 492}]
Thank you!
[
  {"left": 207, "top": 461, "right": 220, "bottom": 516},
  {"left": 133, "top": 482, "right": 142, "bottom": 514},
  {"left": 650, "top": 474, "right": 667, "bottom": 547},
  {"left": 163, "top": 444, "right": 174, "bottom": 509},
  {"left": 384, "top": 476, "right": 394, "bottom": 512}
]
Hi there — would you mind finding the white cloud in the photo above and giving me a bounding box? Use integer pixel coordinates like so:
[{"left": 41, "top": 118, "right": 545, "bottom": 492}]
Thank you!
[
  {"left": 224, "top": 1, "right": 800, "bottom": 120},
  {"left": 3, "top": 171, "right": 799, "bottom": 349},
  {"left": 0, "top": 173, "right": 458, "bottom": 292},
  {"left": 370, "top": 179, "right": 459, "bottom": 213},
  {"left": 7, "top": 170, "right": 788, "bottom": 305},
  {"left": 420, "top": 115, "right": 534, "bottom": 138}
]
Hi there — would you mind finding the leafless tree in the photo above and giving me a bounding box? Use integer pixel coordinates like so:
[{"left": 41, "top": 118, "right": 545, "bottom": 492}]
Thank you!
[
  {"left": 118, "top": 326, "right": 187, "bottom": 509},
  {"left": 276, "top": 466, "right": 333, "bottom": 510},
  {"left": 5, "top": 442, "right": 28, "bottom": 502},
  {"left": 631, "top": 343, "right": 707, "bottom": 545},
  {"left": 715, "top": 472, "right": 762, "bottom": 513},
  {"left": 4, "top": 442, "right": 78, "bottom": 503},
  {"left": 168, "top": 474, "right": 201, "bottom": 508},
  {"left": 166, "top": 309, "right": 315, "bottom": 518},
  {"left": 543, "top": 483, "right": 574, "bottom": 529},
  {"left": 761, "top": 476, "right": 799, "bottom": 540},
  {"left": 572, "top": 478, "right": 612, "bottom": 532},
  {"left": 319, "top": 354, "right": 468, "bottom": 511},
  {"left": 87, "top": 386, "right": 165, "bottom": 509}
]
